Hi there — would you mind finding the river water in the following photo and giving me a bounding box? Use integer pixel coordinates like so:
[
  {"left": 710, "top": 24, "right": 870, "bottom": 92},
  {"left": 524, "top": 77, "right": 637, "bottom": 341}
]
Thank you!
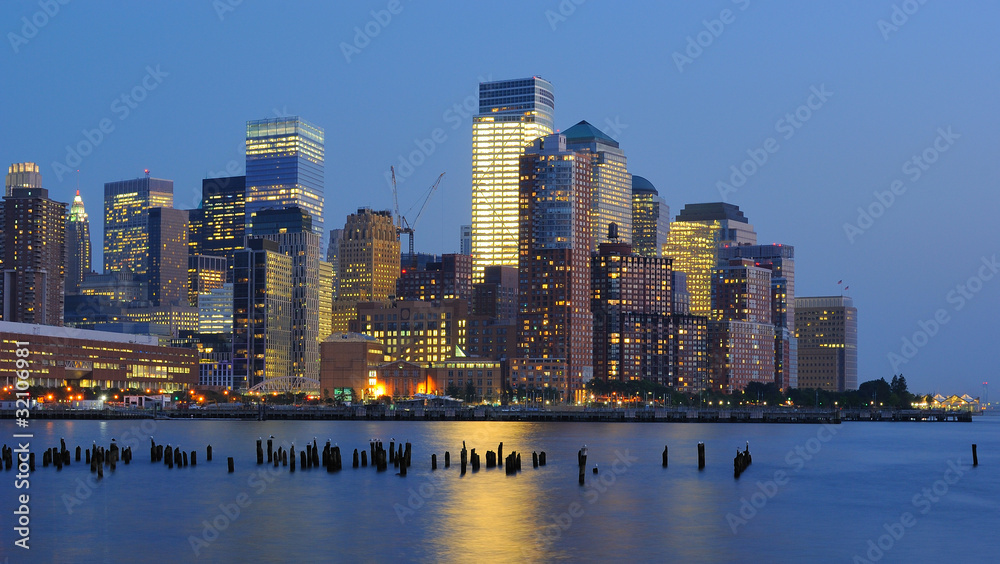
[{"left": 1, "top": 418, "right": 997, "bottom": 563}]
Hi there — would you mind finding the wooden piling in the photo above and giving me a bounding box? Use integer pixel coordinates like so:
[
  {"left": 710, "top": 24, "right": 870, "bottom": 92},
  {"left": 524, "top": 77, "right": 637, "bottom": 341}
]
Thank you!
[
  {"left": 578, "top": 447, "right": 587, "bottom": 485},
  {"left": 662, "top": 445, "right": 668, "bottom": 468},
  {"left": 76, "top": 446, "right": 81, "bottom": 462},
  {"left": 191, "top": 451, "right": 197, "bottom": 466},
  {"left": 28, "top": 452, "right": 34, "bottom": 472},
  {"left": 257, "top": 439, "right": 264, "bottom": 465},
  {"left": 973, "top": 444, "right": 978, "bottom": 466},
  {"left": 698, "top": 442, "right": 705, "bottom": 469},
  {"left": 539, "top": 451, "right": 546, "bottom": 466},
  {"left": 498, "top": 442, "right": 503, "bottom": 466},
  {"left": 267, "top": 439, "right": 273, "bottom": 463},
  {"left": 228, "top": 457, "right": 234, "bottom": 473},
  {"left": 532, "top": 451, "right": 538, "bottom": 468},
  {"left": 431, "top": 453, "right": 437, "bottom": 470},
  {"left": 444, "top": 451, "right": 450, "bottom": 468},
  {"left": 361, "top": 450, "right": 368, "bottom": 467},
  {"left": 207, "top": 445, "right": 213, "bottom": 462}
]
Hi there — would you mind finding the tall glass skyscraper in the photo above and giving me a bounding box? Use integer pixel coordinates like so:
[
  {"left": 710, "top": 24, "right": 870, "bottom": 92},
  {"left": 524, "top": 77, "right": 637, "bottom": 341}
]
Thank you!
[
  {"left": 563, "top": 120, "right": 631, "bottom": 251},
  {"left": 103, "top": 175, "right": 174, "bottom": 276},
  {"left": 66, "top": 190, "right": 93, "bottom": 295},
  {"left": 245, "top": 117, "right": 325, "bottom": 238},
  {"left": 471, "top": 76, "right": 554, "bottom": 281},
  {"left": 631, "top": 175, "right": 669, "bottom": 258}
]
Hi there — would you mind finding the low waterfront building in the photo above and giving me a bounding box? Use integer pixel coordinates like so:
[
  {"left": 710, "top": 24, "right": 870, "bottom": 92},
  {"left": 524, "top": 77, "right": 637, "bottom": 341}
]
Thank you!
[{"left": 0, "top": 320, "right": 197, "bottom": 391}]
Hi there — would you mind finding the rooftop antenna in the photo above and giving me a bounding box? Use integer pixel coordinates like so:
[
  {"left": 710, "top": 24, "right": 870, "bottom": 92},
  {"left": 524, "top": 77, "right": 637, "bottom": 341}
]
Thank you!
[{"left": 144, "top": 168, "right": 150, "bottom": 178}]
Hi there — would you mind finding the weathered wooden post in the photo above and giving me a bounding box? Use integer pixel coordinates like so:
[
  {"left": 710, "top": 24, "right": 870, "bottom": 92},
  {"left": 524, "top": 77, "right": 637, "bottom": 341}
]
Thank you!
[
  {"left": 698, "top": 442, "right": 705, "bottom": 469},
  {"left": 257, "top": 439, "right": 264, "bottom": 465},
  {"left": 498, "top": 442, "right": 503, "bottom": 466},
  {"left": 662, "top": 445, "right": 668, "bottom": 468},
  {"left": 267, "top": 438, "right": 273, "bottom": 463},
  {"left": 76, "top": 446, "right": 81, "bottom": 462},
  {"left": 532, "top": 451, "right": 538, "bottom": 468},
  {"left": 207, "top": 445, "right": 213, "bottom": 462},
  {"left": 973, "top": 444, "right": 978, "bottom": 466},
  {"left": 539, "top": 451, "right": 546, "bottom": 466},
  {"left": 578, "top": 447, "right": 587, "bottom": 485},
  {"left": 191, "top": 451, "right": 197, "bottom": 466},
  {"left": 353, "top": 449, "right": 359, "bottom": 468},
  {"left": 431, "top": 454, "right": 437, "bottom": 470},
  {"left": 228, "top": 457, "right": 235, "bottom": 473},
  {"left": 444, "top": 451, "right": 450, "bottom": 468},
  {"left": 361, "top": 450, "right": 368, "bottom": 467}
]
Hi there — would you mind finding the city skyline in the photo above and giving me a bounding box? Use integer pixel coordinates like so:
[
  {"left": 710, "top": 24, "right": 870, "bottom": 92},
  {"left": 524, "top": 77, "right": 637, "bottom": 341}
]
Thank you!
[{"left": 2, "top": 2, "right": 997, "bottom": 394}]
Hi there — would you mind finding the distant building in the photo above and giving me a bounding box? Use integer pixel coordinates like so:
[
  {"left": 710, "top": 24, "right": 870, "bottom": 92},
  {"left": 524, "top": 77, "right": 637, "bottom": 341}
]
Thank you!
[
  {"left": 188, "top": 255, "right": 227, "bottom": 307},
  {"left": 232, "top": 238, "right": 293, "bottom": 390},
  {"left": 253, "top": 207, "right": 322, "bottom": 380},
  {"left": 103, "top": 175, "right": 173, "bottom": 277},
  {"left": 326, "top": 228, "right": 343, "bottom": 299},
  {"left": 353, "top": 299, "right": 467, "bottom": 363},
  {"left": 471, "top": 76, "right": 555, "bottom": 281},
  {"left": 319, "top": 332, "right": 385, "bottom": 402},
  {"left": 472, "top": 265, "right": 518, "bottom": 324},
  {"left": 1, "top": 184, "right": 66, "bottom": 325},
  {"left": 795, "top": 296, "right": 857, "bottom": 392},
  {"left": 631, "top": 175, "right": 669, "bottom": 257},
  {"left": 65, "top": 190, "right": 93, "bottom": 295},
  {"left": 564, "top": 120, "right": 631, "bottom": 251},
  {"left": 198, "top": 283, "right": 233, "bottom": 334},
  {"left": 201, "top": 175, "right": 245, "bottom": 282},
  {"left": 664, "top": 202, "right": 756, "bottom": 317},
  {"left": 396, "top": 254, "right": 472, "bottom": 303},
  {"left": 460, "top": 224, "right": 471, "bottom": 256},
  {"left": 5, "top": 162, "right": 42, "bottom": 197},
  {"left": 517, "top": 133, "right": 593, "bottom": 403},
  {"left": 245, "top": 117, "right": 324, "bottom": 238},
  {"left": 147, "top": 207, "right": 189, "bottom": 307},
  {"left": 709, "top": 258, "right": 775, "bottom": 392},
  {"left": 0, "top": 320, "right": 196, "bottom": 391},
  {"left": 333, "top": 208, "right": 400, "bottom": 333}
]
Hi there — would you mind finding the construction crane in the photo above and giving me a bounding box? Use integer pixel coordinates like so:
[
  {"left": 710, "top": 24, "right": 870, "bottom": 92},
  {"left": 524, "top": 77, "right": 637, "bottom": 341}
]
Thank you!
[{"left": 389, "top": 168, "right": 445, "bottom": 268}]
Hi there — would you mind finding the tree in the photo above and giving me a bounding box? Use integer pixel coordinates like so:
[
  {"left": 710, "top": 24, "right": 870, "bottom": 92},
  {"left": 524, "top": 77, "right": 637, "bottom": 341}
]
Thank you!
[
  {"left": 464, "top": 382, "right": 478, "bottom": 403},
  {"left": 445, "top": 385, "right": 462, "bottom": 399},
  {"left": 890, "top": 374, "right": 909, "bottom": 397}
]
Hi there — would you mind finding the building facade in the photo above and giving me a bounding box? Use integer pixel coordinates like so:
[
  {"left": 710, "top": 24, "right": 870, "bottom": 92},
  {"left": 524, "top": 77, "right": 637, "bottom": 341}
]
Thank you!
[
  {"left": 631, "top": 175, "right": 669, "bottom": 258},
  {"left": 245, "top": 117, "right": 325, "bottom": 238},
  {"left": 5, "top": 162, "right": 42, "bottom": 197},
  {"left": 334, "top": 208, "right": 400, "bottom": 332},
  {"left": 147, "top": 207, "right": 189, "bottom": 307},
  {"left": 232, "top": 238, "right": 293, "bottom": 390},
  {"left": 795, "top": 296, "right": 858, "bottom": 392},
  {"left": 65, "top": 190, "right": 93, "bottom": 295},
  {"left": 354, "top": 299, "right": 467, "bottom": 364},
  {"left": 471, "top": 76, "right": 555, "bottom": 281},
  {"left": 517, "top": 133, "right": 593, "bottom": 403},
  {"left": 1, "top": 186, "right": 66, "bottom": 326},
  {"left": 563, "top": 120, "right": 631, "bottom": 251},
  {"left": 709, "top": 258, "right": 776, "bottom": 392},
  {"left": 396, "top": 253, "right": 472, "bottom": 304},
  {"left": 103, "top": 176, "right": 173, "bottom": 276},
  {"left": 201, "top": 175, "right": 245, "bottom": 282}
]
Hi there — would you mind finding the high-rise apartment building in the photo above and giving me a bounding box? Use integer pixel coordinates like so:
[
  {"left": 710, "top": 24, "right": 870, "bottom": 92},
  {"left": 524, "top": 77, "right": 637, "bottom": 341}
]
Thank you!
[
  {"left": 327, "top": 228, "right": 343, "bottom": 300},
  {"left": 396, "top": 254, "right": 472, "bottom": 303},
  {"left": 5, "top": 162, "right": 41, "bottom": 197},
  {"left": 471, "top": 76, "right": 554, "bottom": 281},
  {"left": 1, "top": 185, "right": 66, "bottom": 325},
  {"left": 188, "top": 254, "right": 227, "bottom": 307},
  {"left": 103, "top": 175, "right": 173, "bottom": 276},
  {"left": 664, "top": 202, "right": 756, "bottom": 317},
  {"left": 65, "top": 190, "right": 93, "bottom": 295},
  {"left": 460, "top": 224, "right": 472, "bottom": 256},
  {"left": 591, "top": 240, "right": 673, "bottom": 385},
  {"left": 795, "top": 296, "right": 858, "bottom": 392},
  {"left": 563, "top": 120, "right": 631, "bottom": 251},
  {"left": 517, "top": 133, "right": 593, "bottom": 403},
  {"left": 720, "top": 244, "right": 796, "bottom": 389},
  {"left": 253, "top": 207, "right": 321, "bottom": 381},
  {"left": 232, "top": 238, "right": 292, "bottom": 390},
  {"left": 631, "top": 175, "right": 669, "bottom": 258},
  {"left": 333, "top": 208, "right": 400, "bottom": 332},
  {"left": 709, "top": 258, "right": 775, "bottom": 392},
  {"left": 198, "top": 283, "right": 233, "bottom": 334},
  {"left": 147, "top": 207, "right": 189, "bottom": 307},
  {"left": 472, "top": 265, "right": 518, "bottom": 324},
  {"left": 245, "top": 117, "right": 325, "bottom": 238},
  {"left": 201, "top": 175, "right": 246, "bottom": 282}
]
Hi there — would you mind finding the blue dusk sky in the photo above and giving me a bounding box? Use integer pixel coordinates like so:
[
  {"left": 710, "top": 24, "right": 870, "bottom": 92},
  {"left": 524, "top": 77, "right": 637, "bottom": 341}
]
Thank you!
[{"left": 2, "top": 1, "right": 997, "bottom": 396}]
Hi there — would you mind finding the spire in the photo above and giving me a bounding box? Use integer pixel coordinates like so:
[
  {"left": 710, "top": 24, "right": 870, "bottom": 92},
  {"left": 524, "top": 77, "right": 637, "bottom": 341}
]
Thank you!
[{"left": 69, "top": 190, "right": 88, "bottom": 222}]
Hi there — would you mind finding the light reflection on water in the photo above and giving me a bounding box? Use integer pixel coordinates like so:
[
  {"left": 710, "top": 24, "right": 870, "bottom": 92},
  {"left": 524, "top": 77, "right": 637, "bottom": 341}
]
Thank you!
[{"left": 1, "top": 419, "right": 997, "bottom": 563}]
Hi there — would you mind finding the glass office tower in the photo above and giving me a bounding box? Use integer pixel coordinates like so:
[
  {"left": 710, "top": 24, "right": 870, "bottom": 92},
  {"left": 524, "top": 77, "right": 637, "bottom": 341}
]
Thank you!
[
  {"left": 245, "top": 117, "right": 325, "bottom": 238},
  {"left": 471, "top": 77, "right": 554, "bottom": 281},
  {"left": 104, "top": 176, "right": 174, "bottom": 276}
]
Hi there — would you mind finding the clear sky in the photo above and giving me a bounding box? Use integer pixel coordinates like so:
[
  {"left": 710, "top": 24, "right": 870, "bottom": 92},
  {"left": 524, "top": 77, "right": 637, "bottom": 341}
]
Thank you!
[{"left": 2, "top": 0, "right": 998, "bottom": 396}]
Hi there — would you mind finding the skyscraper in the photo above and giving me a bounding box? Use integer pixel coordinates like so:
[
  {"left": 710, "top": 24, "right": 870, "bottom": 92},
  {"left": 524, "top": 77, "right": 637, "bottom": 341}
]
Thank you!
[
  {"left": 65, "top": 190, "right": 93, "bottom": 295},
  {"left": 103, "top": 175, "right": 174, "bottom": 276},
  {"left": 460, "top": 224, "right": 472, "bottom": 256},
  {"left": 188, "top": 254, "right": 227, "bottom": 307},
  {"left": 795, "top": 296, "right": 858, "bottom": 392},
  {"left": 720, "top": 244, "right": 796, "bottom": 389},
  {"left": 327, "top": 228, "right": 342, "bottom": 300},
  {"left": 664, "top": 202, "right": 757, "bottom": 317},
  {"left": 333, "top": 208, "right": 401, "bottom": 332},
  {"left": 709, "top": 258, "right": 776, "bottom": 392},
  {"left": 201, "top": 175, "right": 246, "bottom": 282},
  {"left": 517, "top": 133, "right": 593, "bottom": 403},
  {"left": 5, "top": 162, "right": 41, "bottom": 197},
  {"left": 471, "top": 76, "right": 554, "bottom": 281},
  {"left": 396, "top": 254, "right": 472, "bottom": 303},
  {"left": 591, "top": 239, "right": 673, "bottom": 385},
  {"left": 232, "top": 238, "right": 292, "bottom": 390},
  {"left": 245, "top": 117, "right": 325, "bottom": 238},
  {"left": 147, "top": 208, "right": 189, "bottom": 307},
  {"left": 563, "top": 120, "right": 631, "bottom": 251},
  {"left": 253, "top": 207, "right": 322, "bottom": 381},
  {"left": 1, "top": 185, "right": 66, "bottom": 325},
  {"left": 631, "top": 175, "right": 669, "bottom": 258}
]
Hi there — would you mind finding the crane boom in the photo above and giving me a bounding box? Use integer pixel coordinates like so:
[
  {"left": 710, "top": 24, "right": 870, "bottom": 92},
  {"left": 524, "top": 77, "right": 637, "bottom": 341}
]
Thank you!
[{"left": 411, "top": 173, "right": 445, "bottom": 230}]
